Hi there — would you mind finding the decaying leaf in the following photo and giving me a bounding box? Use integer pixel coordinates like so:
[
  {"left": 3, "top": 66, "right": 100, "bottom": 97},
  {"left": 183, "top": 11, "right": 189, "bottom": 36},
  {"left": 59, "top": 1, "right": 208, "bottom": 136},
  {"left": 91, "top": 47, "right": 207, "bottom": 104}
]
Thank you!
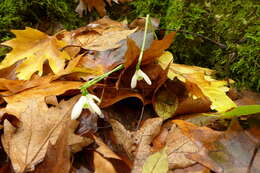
[
  {"left": 173, "top": 120, "right": 258, "bottom": 173},
  {"left": 0, "top": 27, "right": 71, "bottom": 80},
  {"left": 153, "top": 86, "right": 178, "bottom": 119},
  {"left": 76, "top": 0, "right": 132, "bottom": 17},
  {"left": 158, "top": 51, "right": 236, "bottom": 112},
  {"left": 142, "top": 147, "right": 168, "bottom": 173},
  {"left": 94, "top": 136, "right": 121, "bottom": 160},
  {"left": 110, "top": 118, "right": 163, "bottom": 173},
  {"left": 93, "top": 151, "right": 117, "bottom": 173},
  {"left": 66, "top": 17, "right": 136, "bottom": 52},
  {"left": 1, "top": 97, "right": 78, "bottom": 172},
  {"left": 0, "top": 81, "right": 88, "bottom": 172},
  {"left": 33, "top": 126, "right": 71, "bottom": 173}
]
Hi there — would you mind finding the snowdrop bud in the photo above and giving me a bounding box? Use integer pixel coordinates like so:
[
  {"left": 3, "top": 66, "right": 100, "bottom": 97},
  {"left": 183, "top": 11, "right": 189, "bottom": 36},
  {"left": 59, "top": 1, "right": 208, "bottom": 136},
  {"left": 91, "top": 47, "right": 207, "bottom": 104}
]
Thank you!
[
  {"left": 71, "top": 96, "right": 87, "bottom": 120},
  {"left": 131, "top": 69, "right": 152, "bottom": 89}
]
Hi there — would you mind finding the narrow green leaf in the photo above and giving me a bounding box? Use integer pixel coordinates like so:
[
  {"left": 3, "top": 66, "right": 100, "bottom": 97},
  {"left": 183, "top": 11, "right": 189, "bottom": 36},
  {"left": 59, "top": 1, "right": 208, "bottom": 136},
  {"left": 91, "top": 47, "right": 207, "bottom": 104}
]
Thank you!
[
  {"left": 222, "top": 105, "right": 260, "bottom": 118},
  {"left": 142, "top": 147, "right": 168, "bottom": 173},
  {"left": 204, "top": 105, "right": 260, "bottom": 118}
]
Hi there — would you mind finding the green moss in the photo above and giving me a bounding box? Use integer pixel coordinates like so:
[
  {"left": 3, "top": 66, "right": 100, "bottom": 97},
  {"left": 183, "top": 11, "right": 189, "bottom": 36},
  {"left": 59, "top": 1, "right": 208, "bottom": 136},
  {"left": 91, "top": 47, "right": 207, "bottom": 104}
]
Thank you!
[
  {"left": 0, "top": 0, "right": 88, "bottom": 59},
  {"left": 0, "top": 0, "right": 85, "bottom": 38},
  {"left": 131, "top": 0, "right": 260, "bottom": 92},
  {"left": 0, "top": 0, "right": 259, "bottom": 91}
]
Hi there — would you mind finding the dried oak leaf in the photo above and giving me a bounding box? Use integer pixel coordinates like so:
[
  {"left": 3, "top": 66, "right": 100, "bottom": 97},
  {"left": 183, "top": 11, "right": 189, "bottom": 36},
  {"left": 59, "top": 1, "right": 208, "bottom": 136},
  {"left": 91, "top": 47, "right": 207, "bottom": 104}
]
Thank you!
[
  {"left": 0, "top": 27, "right": 71, "bottom": 80},
  {"left": 158, "top": 51, "right": 236, "bottom": 112},
  {"left": 173, "top": 120, "right": 258, "bottom": 173},
  {"left": 1, "top": 97, "right": 77, "bottom": 172},
  {"left": 33, "top": 125, "right": 71, "bottom": 173},
  {"left": 1, "top": 81, "right": 88, "bottom": 172},
  {"left": 110, "top": 118, "right": 163, "bottom": 173},
  {"left": 151, "top": 122, "right": 199, "bottom": 170}
]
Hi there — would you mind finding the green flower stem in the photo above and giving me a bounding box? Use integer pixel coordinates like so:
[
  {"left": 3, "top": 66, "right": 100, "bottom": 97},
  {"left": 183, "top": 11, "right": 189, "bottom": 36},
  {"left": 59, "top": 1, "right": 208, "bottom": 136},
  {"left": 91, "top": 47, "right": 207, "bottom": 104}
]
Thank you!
[
  {"left": 136, "top": 14, "right": 150, "bottom": 70},
  {"left": 80, "top": 64, "right": 124, "bottom": 95},
  {"left": 80, "top": 14, "right": 150, "bottom": 95}
]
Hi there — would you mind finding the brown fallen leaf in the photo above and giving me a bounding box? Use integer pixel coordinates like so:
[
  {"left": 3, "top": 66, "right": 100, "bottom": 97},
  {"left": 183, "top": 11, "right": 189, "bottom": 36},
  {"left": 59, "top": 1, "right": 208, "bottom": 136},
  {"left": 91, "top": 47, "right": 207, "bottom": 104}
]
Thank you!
[
  {"left": 33, "top": 125, "right": 71, "bottom": 173},
  {"left": 166, "top": 123, "right": 199, "bottom": 170},
  {"left": 173, "top": 119, "right": 258, "bottom": 173},
  {"left": 110, "top": 118, "right": 163, "bottom": 173},
  {"left": 93, "top": 152, "right": 117, "bottom": 173},
  {"left": 3, "top": 81, "right": 82, "bottom": 105},
  {"left": 99, "top": 87, "right": 144, "bottom": 108},
  {"left": 76, "top": 0, "right": 132, "bottom": 17},
  {"left": 70, "top": 17, "right": 136, "bottom": 52},
  {"left": 93, "top": 136, "right": 121, "bottom": 160},
  {"left": 151, "top": 121, "right": 198, "bottom": 170},
  {"left": 1, "top": 96, "right": 79, "bottom": 172},
  {"left": 142, "top": 32, "right": 176, "bottom": 65},
  {"left": 171, "top": 164, "right": 210, "bottom": 173}
]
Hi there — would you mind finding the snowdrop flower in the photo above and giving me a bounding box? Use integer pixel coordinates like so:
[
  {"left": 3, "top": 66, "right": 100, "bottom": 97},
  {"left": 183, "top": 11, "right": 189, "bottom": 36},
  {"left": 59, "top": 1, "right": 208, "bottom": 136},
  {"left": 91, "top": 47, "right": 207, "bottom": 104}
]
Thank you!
[
  {"left": 71, "top": 94, "right": 102, "bottom": 120},
  {"left": 131, "top": 69, "right": 152, "bottom": 89}
]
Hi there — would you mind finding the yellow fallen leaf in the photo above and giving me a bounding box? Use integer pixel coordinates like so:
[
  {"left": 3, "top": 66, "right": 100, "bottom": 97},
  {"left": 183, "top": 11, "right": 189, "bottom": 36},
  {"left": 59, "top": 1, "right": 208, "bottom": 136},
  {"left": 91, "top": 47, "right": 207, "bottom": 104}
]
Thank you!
[
  {"left": 158, "top": 51, "right": 236, "bottom": 112},
  {"left": 142, "top": 147, "right": 168, "bottom": 173},
  {"left": 0, "top": 27, "right": 71, "bottom": 80}
]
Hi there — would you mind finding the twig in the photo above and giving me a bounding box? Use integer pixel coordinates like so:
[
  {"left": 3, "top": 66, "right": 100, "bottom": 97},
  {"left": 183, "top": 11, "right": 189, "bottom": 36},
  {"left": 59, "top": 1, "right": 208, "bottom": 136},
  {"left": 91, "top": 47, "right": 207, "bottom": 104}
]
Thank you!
[{"left": 157, "top": 29, "right": 227, "bottom": 49}]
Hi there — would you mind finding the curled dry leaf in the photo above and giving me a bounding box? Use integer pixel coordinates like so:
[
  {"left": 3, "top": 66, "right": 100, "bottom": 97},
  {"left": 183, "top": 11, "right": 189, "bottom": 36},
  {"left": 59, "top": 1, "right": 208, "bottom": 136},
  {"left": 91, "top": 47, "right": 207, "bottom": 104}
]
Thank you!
[
  {"left": 173, "top": 119, "right": 258, "bottom": 173},
  {"left": 70, "top": 17, "right": 136, "bottom": 52},
  {"left": 93, "top": 136, "right": 121, "bottom": 160},
  {"left": 0, "top": 27, "right": 71, "bottom": 80},
  {"left": 158, "top": 51, "right": 236, "bottom": 112},
  {"left": 93, "top": 152, "right": 117, "bottom": 173},
  {"left": 153, "top": 86, "right": 178, "bottom": 120}
]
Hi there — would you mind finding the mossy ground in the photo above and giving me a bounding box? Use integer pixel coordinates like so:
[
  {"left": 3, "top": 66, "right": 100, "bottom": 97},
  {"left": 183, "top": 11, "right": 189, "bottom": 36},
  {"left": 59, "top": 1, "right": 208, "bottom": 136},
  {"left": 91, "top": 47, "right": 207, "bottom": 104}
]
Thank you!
[{"left": 0, "top": 0, "right": 259, "bottom": 91}]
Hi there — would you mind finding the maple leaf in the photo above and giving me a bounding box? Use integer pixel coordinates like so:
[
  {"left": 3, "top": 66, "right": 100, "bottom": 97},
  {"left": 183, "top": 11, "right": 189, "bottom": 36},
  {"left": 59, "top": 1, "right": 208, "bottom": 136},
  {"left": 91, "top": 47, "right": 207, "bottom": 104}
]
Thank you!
[
  {"left": 72, "top": 17, "right": 137, "bottom": 51},
  {"left": 158, "top": 51, "right": 237, "bottom": 112},
  {"left": 0, "top": 27, "right": 71, "bottom": 80}
]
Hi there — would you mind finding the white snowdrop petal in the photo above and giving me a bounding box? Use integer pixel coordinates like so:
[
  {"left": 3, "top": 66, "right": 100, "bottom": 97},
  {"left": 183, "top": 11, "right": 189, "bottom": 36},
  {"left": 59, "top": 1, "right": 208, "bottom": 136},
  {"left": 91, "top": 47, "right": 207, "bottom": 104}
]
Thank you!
[
  {"left": 88, "top": 100, "right": 102, "bottom": 116},
  {"left": 131, "top": 72, "right": 138, "bottom": 89},
  {"left": 71, "top": 96, "right": 86, "bottom": 120},
  {"left": 88, "top": 94, "right": 101, "bottom": 103},
  {"left": 141, "top": 71, "right": 152, "bottom": 85}
]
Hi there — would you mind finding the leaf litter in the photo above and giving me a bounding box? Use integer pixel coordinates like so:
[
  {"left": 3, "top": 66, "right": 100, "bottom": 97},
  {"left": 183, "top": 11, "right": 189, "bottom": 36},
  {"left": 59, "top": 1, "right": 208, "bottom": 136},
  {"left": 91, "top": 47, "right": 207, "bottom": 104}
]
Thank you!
[{"left": 0, "top": 16, "right": 259, "bottom": 173}]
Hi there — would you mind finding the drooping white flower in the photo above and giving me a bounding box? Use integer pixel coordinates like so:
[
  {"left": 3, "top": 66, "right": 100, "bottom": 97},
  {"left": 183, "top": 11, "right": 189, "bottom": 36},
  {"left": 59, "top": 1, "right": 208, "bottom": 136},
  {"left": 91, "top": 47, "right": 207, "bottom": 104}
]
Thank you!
[
  {"left": 71, "top": 94, "right": 102, "bottom": 120},
  {"left": 131, "top": 69, "right": 152, "bottom": 89}
]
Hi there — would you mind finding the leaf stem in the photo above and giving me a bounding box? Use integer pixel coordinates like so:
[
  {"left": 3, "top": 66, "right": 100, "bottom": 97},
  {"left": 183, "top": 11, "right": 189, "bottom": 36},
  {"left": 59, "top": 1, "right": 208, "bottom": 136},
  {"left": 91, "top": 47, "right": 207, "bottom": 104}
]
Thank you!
[
  {"left": 80, "top": 64, "right": 124, "bottom": 95},
  {"left": 136, "top": 14, "right": 150, "bottom": 70}
]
